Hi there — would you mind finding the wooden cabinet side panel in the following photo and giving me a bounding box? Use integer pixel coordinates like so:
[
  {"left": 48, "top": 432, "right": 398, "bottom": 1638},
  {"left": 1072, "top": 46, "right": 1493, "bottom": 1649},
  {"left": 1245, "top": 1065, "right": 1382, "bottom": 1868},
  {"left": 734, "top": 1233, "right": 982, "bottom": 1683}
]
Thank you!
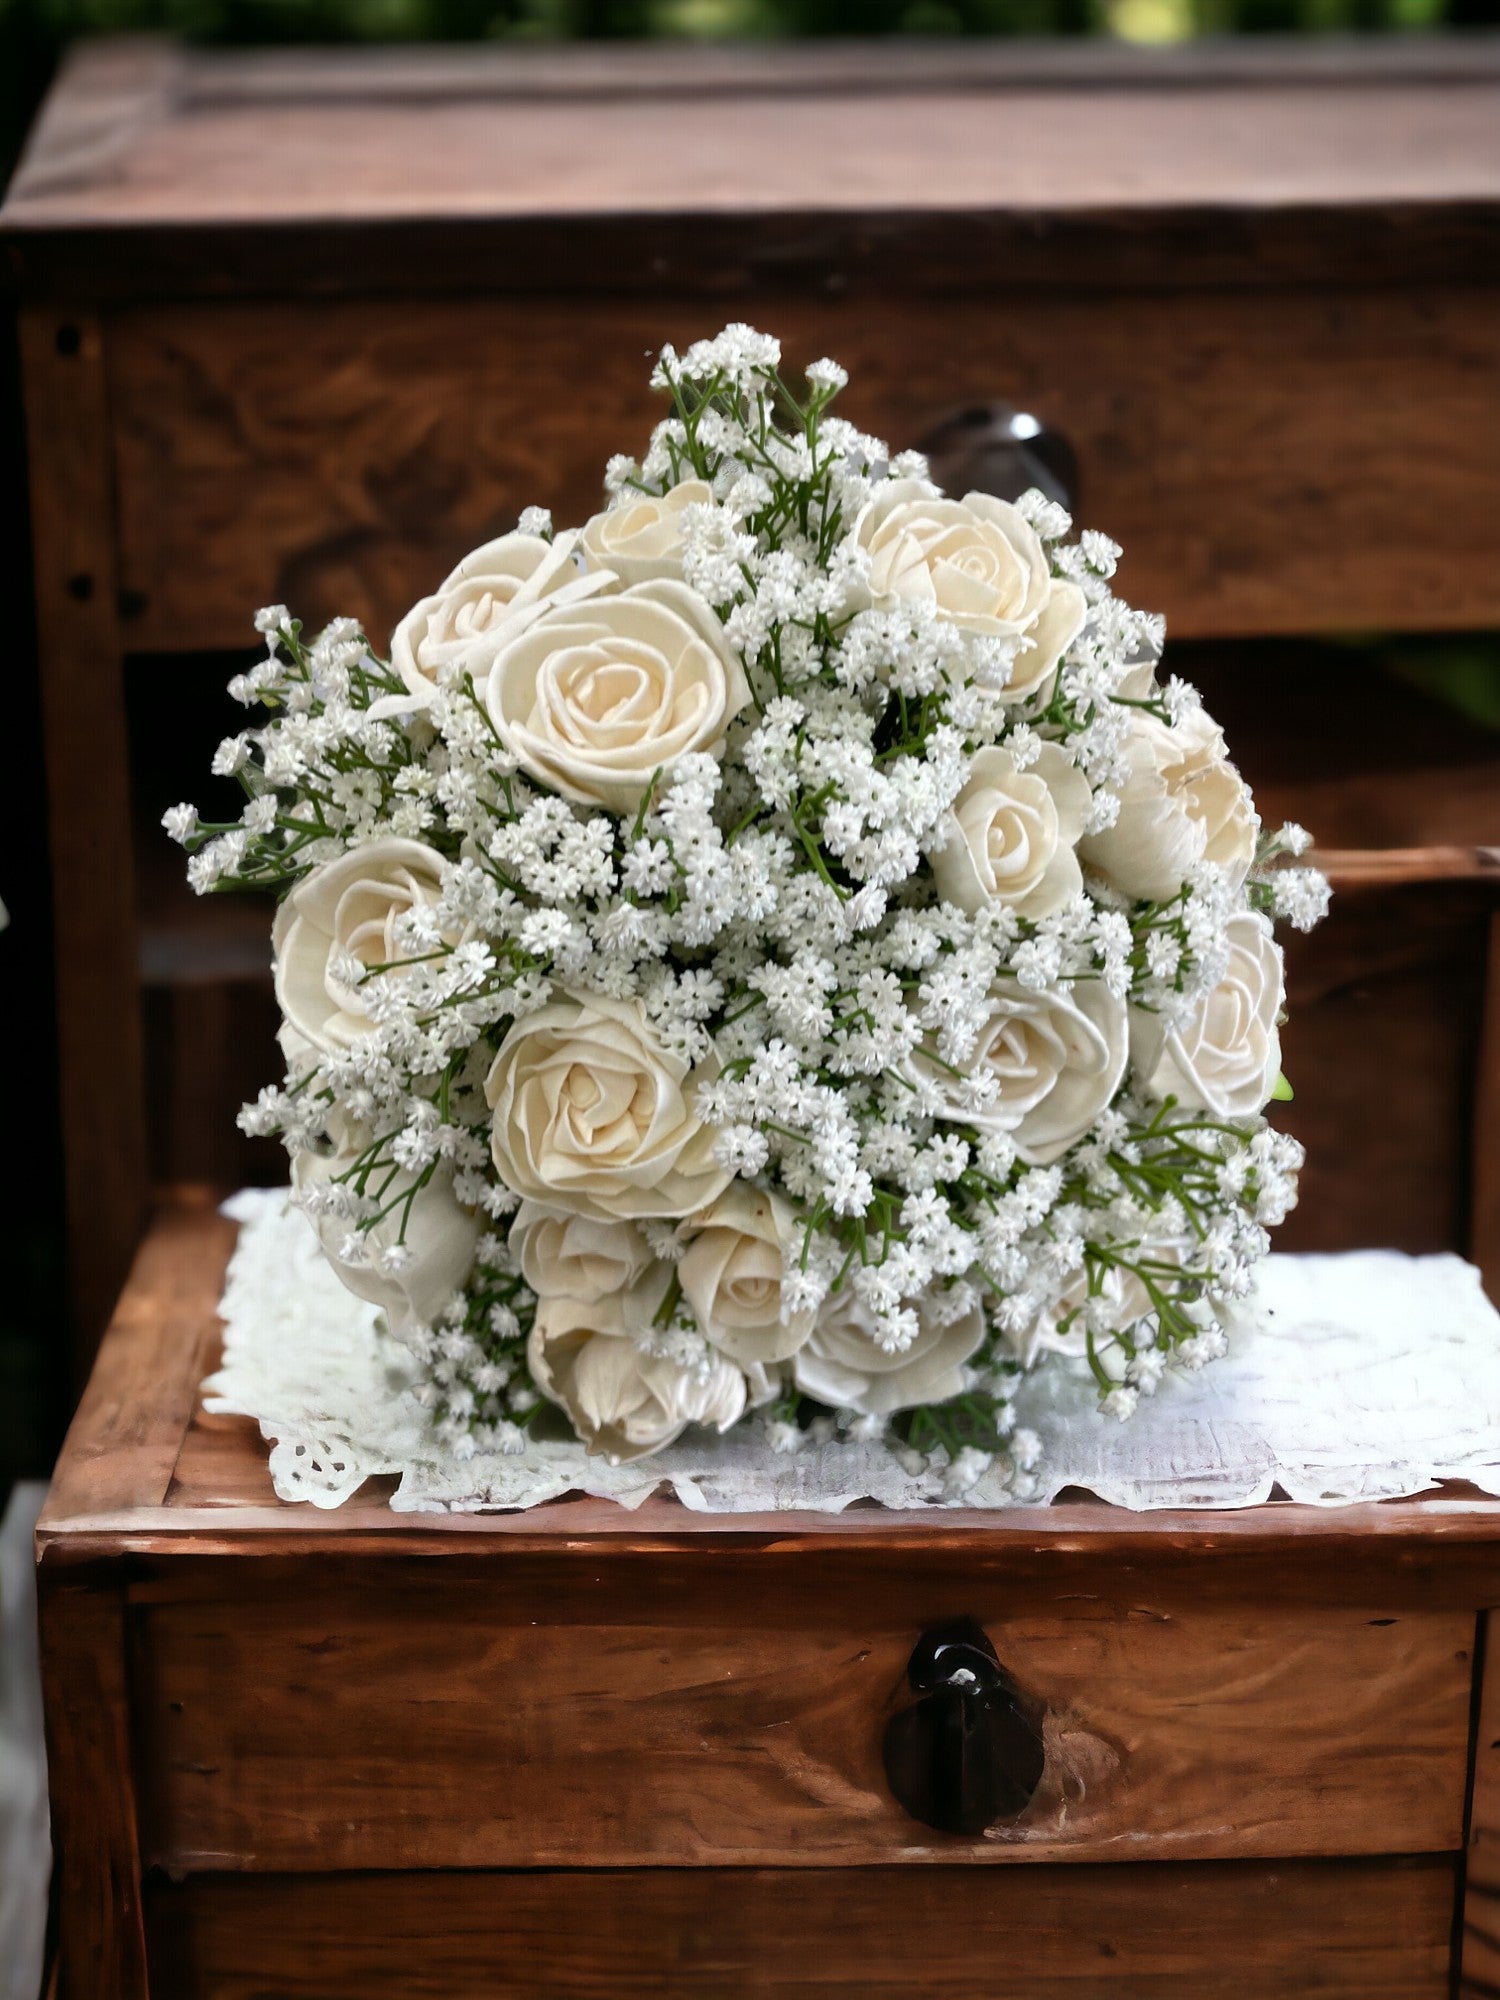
[
  {"left": 1462, "top": 1610, "right": 1500, "bottom": 1999},
  {"left": 129, "top": 1568, "right": 1473, "bottom": 1873},
  {"left": 19, "top": 307, "right": 146, "bottom": 1364},
  {"left": 144, "top": 1859, "right": 1455, "bottom": 2000},
  {"left": 39, "top": 1571, "right": 149, "bottom": 2000},
  {"left": 1470, "top": 916, "right": 1500, "bottom": 1299}
]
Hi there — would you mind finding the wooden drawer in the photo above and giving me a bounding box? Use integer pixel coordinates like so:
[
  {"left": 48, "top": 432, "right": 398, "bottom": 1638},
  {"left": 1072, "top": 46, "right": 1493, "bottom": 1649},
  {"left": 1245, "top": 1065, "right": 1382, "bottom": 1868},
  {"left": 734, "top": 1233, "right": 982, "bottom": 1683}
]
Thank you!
[
  {"left": 143, "top": 1860, "right": 1457, "bottom": 1999},
  {"left": 128, "top": 1557, "right": 1473, "bottom": 1872},
  {"left": 104, "top": 286, "right": 1500, "bottom": 653}
]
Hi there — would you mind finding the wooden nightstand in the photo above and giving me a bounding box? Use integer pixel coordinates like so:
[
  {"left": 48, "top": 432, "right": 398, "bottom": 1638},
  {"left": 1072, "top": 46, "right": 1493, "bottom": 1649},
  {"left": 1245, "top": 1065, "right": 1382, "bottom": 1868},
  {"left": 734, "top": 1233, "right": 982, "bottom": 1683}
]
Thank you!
[{"left": 35, "top": 1195, "right": 1500, "bottom": 1996}]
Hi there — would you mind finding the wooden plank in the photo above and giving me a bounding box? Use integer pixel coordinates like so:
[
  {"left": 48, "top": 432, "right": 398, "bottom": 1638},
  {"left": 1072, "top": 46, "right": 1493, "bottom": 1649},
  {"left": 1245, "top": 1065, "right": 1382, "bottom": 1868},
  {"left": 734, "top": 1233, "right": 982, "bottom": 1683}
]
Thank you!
[
  {"left": 18, "top": 307, "right": 147, "bottom": 1366},
  {"left": 8, "top": 41, "right": 1500, "bottom": 216},
  {"left": 4, "top": 43, "right": 1499, "bottom": 299},
  {"left": 143, "top": 1858, "right": 1456, "bottom": 1999},
  {"left": 1472, "top": 915, "right": 1500, "bottom": 1300},
  {"left": 106, "top": 288, "right": 1500, "bottom": 652},
  {"left": 1462, "top": 1611, "right": 1500, "bottom": 1998},
  {"left": 129, "top": 1567, "right": 1473, "bottom": 1870},
  {"left": 38, "top": 1194, "right": 235, "bottom": 1528},
  {"left": 37, "top": 1576, "right": 148, "bottom": 2000},
  {"left": 1316, "top": 848, "right": 1500, "bottom": 889},
  {"left": 35, "top": 34, "right": 1500, "bottom": 117},
  {"left": 32, "top": 1510, "right": 1500, "bottom": 1610},
  {"left": 15, "top": 79, "right": 1499, "bottom": 224},
  {"left": 16, "top": 200, "right": 1500, "bottom": 305}
]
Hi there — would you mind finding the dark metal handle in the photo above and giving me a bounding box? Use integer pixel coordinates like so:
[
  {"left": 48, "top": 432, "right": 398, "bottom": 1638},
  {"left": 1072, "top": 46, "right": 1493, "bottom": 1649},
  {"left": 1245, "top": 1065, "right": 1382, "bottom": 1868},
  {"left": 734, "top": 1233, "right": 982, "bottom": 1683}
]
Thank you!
[
  {"left": 914, "top": 403, "right": 1079, "bottom": 516},
  {"left": 882, "top": 1617, "right": 1045, "bottom": 1837}
]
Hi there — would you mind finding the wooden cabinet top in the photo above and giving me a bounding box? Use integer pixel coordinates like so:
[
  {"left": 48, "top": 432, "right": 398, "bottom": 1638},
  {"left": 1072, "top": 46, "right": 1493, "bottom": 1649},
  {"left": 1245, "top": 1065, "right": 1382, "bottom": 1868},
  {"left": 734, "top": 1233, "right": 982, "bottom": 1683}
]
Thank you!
[
  {"left": 32, "top": 1194, "right": 1500, "bottom": 1606},
  {"left": 5, "top": 34, "right": 1500, "bottom": 298}
]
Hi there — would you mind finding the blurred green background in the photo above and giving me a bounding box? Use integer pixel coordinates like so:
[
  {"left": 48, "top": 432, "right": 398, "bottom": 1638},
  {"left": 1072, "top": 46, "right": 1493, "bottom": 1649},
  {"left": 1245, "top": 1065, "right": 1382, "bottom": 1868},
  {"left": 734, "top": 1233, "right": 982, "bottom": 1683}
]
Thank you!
[{"left": 3, "top": 0, "right": 1490, "bottom": 42}]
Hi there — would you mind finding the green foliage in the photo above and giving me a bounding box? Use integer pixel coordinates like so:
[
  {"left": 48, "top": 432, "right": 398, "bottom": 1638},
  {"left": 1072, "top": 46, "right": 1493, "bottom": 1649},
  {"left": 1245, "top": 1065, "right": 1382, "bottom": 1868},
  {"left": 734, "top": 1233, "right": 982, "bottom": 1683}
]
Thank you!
[{"left": 0, "top": 0, "right": 1489, "bottom": 49}]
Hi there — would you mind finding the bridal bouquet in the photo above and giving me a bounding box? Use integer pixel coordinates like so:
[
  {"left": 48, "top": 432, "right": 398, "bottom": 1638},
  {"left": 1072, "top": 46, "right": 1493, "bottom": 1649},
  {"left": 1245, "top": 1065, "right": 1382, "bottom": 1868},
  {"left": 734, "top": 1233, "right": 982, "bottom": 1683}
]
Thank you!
[{"left": 169, "top": 324, "right": 1326, "bottom": 1482}]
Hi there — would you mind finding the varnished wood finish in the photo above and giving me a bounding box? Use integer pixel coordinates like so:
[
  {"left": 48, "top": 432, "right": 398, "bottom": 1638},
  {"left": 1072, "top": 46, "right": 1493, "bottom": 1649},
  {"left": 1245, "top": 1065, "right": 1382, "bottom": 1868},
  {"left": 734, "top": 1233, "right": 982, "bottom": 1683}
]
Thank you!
[
  {"left": 1314, "top": 849, "right": 1500, "bottom": 888},
  {"left": 1462, "top": 1613, "right": 1500, "bottom": 1998},
  {"left": 33, "top": 1201, "right": 1500, "bottom": 1993},
  {"left": 5, "top": 39, "right": 1499, "bottom": 301},
  {"left": 128, "top": 1565, "right": 1473, "bottom": 1871},
  {"left": 105, "top": 288, "right": 1500, "bottom": 649},
  {"left": 1473, "top": 917, "right": 1500, "bottom": 1298},
  {"left": 38, "top": 1579, "right": 148, "bottom": 2000},
  {"left": 18, "top": 307, "right": 147, "bottom": 1363},
  {"left": 32, "top": 1204, "right": 1500, "bottom": 1601},
  {"left": 143, "top": 1859, "right": 1457, "bottom": 1999},
  {"left": 39, "top": 1192, "right": 236, "bottom": 1526}
]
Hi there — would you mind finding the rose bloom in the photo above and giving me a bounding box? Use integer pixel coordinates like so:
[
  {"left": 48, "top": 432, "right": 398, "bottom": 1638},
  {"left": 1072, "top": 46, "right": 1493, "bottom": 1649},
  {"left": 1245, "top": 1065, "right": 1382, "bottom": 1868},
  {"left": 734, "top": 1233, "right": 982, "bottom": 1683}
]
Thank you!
[
  {"left": 529, "top": 1276, "right": 745, "bottom": 1461},
  {"left": 390, "top": 530, "right": 600, "bottom": 704},
  {"left": 273, "top": 836, "right": 449, "bottom": 1052},
  {"left": 919, "top": 979, "right": 1128, "bottom": 1165},
  {"left": 930, "top": 741, "right": 1091, "bottom": 918},
  {"left": 851, "top": 478, "right": 1086, "bottom": 698},
  {"left": 579, "top": 479, "right": 713, "bottom": 585},
  {"left": 484, "top": 579, "right": 750, "bottom": 814},
  {"left": 1080, "top": 708, "right": 1257, "bottom": 903},
  {"left": 486, "top": 993, "right": 730, "bottom": 1221},
  {"left": 794, "top": 1286, "right": 984, "bottom": 1417},
  {"left": 1133, "top": 911, "right": 1284, "bottom": 1120},
  {"left": 293, "top": 1114, "right": 480, "bottom": 1330},
  {"left": 678, "top": 1183, "right": 813, "bottom": 1367},
  {"left": 509, "top": 1202, "right": 654, "bottom": 1305}
]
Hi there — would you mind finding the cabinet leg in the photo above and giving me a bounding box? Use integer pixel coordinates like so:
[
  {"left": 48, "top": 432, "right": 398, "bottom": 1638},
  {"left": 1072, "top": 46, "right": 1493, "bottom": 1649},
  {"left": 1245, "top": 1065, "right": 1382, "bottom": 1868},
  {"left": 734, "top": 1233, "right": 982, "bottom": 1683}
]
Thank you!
[{"left": 20, "top": 308, "right": 148, "bottom": 1375}]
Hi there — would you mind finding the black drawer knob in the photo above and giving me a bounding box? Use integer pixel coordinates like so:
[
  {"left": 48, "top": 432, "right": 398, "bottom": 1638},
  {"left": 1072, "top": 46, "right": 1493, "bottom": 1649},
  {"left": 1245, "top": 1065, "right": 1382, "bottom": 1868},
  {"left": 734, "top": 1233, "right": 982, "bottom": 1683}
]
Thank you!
[
  {"left": 915, "top": 403, "right": 1079, "bottom": 516},
  {"left": 883, "top": 1617, "right": 1045, "bottom": 1837}
]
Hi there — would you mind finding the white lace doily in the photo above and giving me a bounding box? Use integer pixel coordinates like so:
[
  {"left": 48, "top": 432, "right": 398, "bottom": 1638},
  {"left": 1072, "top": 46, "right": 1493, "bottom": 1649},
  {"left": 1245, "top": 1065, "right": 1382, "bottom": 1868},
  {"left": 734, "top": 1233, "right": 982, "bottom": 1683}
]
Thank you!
[{"left": 205, "top": 1189, "right": 1500, "bottom": 1515}]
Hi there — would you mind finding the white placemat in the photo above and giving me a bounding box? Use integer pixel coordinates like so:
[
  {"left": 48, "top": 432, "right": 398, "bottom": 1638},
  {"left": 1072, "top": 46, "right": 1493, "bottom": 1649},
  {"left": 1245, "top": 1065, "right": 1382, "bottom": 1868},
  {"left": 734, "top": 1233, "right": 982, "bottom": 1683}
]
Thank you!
[{"left": 205, "top": 1188, "right": 1500, "bottom": 1515}]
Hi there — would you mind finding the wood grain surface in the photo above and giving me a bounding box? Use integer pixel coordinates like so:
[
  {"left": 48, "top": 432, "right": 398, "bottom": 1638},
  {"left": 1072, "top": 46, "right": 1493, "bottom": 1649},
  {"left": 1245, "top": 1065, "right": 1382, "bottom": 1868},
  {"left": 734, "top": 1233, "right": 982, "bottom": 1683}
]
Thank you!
[
  {"left": 38, "top": 1580, "right": 148, "bottom": 2000},
  {"left": 31, "top": 1203, "right": 1500, "bottom": 1996},
  {"left": 105, "top": 288, "right": 1500, "bottom": 650},
  {"left": 1474, "top": 917, "right": 1500, "bottom": 1298},
  {"left": 5, "top": 40, "right": 1498, "bottom": 299},
  {"left": 35, "top": 1203, "right": 1500, "bottom": 1600},
  {"left": 1462, "top": 1611, "right": 1500, "bottom": 1999},
  {"left": 38, "top": 1193, "right": 236, "bottom": 1527},
  {"left": 128, "top": 1559, "right": 1473, "bottom": 1870},
  {"left": 142, "top": 1858, "right": 1457, "bottom": 1999},
  {"left": 18, "top": 308, "right": 147, "bottom": 1364},
  {"left": 19, "top": 68, "right": 1500, "bottom": 219}
]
